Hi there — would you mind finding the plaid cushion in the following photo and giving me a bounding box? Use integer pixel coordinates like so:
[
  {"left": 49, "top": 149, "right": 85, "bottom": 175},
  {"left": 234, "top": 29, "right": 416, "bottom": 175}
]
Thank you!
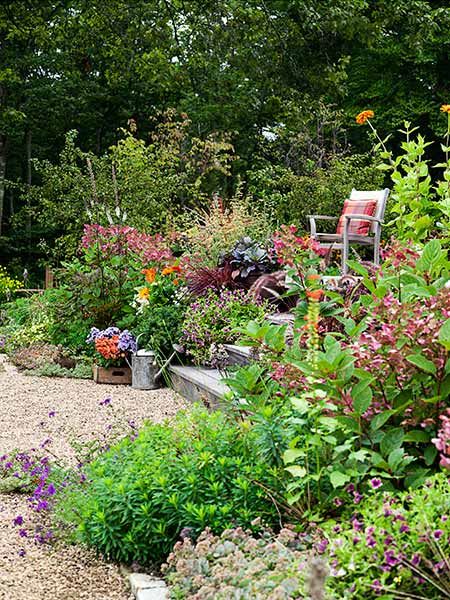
[{"left": 336, "top": 199, "right": 377, "bottom": 236}]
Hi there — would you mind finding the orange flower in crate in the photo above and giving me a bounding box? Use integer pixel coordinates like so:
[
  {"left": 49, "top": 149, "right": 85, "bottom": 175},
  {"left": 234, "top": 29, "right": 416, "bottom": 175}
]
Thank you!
[{"left": 95, "top": 335, "right": 120, "bottom": 360}]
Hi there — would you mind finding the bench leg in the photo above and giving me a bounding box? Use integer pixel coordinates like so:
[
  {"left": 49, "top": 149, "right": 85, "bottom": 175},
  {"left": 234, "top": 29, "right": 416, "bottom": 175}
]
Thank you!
[
  {"left": 373, "top": 236, "right": 380, "bottom": 267},
  {"left": 342, "top": 240, "right": 348, "bottom": 275}
]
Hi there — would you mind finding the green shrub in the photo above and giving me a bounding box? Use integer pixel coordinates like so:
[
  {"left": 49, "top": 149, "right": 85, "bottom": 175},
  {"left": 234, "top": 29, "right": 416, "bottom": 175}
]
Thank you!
[
  {"left": 56, "top": 407, "right": 282, "bottom": 565},
  {"left": 133, "top": 304, "right": 186, "bottom": 360},
  {"left": 164, "top": 526, "right": 324, "bottom": 599},
  {"left": 324, "top": 473, "right": 450, "bottom": 599},
  {"left": 0, "top": 266, "right": 21, "bottom": 304},
  {"left": 0, "top": 289, "right": 90, "bottom": 354},
  {"left": 0, "top": 295, "right": 54, "bottom": 352},
  {"left": 247, "top": 154, "right": 385, "bottom": 231}
]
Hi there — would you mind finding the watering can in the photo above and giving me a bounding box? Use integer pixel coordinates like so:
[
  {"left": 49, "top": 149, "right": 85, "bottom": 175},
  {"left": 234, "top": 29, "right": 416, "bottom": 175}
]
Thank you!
[{"left": 131, "top": 335, "right": 183, "bottom": 390}]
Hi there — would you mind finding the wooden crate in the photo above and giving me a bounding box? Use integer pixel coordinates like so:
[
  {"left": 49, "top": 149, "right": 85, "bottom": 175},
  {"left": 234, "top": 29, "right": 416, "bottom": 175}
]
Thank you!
[{"left": 92, "top": 365, "right": 132, "bottom": 385}]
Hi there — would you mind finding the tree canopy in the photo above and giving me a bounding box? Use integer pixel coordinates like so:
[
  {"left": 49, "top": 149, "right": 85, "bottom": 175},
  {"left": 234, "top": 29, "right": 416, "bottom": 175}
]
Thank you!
[{"left": 1, "top": 0, "right": 449, "bottom": 273}]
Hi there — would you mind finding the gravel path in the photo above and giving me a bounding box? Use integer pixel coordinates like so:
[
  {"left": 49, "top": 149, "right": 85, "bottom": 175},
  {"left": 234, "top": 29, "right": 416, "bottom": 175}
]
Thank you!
[{"left": 0, "top": 357, "right": 187, "bottom": 600}]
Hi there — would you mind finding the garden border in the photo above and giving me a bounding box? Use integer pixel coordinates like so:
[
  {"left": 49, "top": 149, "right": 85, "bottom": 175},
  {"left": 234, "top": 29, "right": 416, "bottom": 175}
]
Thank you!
[{"left": 129, "top": 573, "right": 168, "bottom": 600}]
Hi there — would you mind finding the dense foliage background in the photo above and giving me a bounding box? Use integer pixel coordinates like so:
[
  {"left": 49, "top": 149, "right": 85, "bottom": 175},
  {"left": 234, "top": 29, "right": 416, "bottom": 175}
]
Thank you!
[{"left": 1, "top": 0, "right": 449, "bottom": 280}]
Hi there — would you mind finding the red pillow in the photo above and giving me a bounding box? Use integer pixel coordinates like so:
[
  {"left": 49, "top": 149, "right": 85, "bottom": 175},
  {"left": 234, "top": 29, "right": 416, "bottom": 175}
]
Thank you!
[{"left": 336, "top": 199, "right": 377, "bottom": 236}]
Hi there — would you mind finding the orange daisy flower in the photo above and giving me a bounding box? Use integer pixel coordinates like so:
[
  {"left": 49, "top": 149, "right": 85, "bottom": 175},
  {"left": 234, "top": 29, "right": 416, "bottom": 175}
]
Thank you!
[
  {"left": 356, "top": 110, "right": 374, "bottom": 125},
  {"left": 138, "top": 287, "right": 150, "bottom": 300},
  {"left": 142, "top": 268, "right": 157, "bottom": 283},
  {"left": 440, "top": 104, "right": 450, "bottom": 114}
]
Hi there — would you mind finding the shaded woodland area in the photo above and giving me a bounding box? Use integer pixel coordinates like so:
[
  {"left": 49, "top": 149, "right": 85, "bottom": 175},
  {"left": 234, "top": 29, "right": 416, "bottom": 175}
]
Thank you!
[{"left": 1, "top": 1, "right": 449, "bottom": 281}]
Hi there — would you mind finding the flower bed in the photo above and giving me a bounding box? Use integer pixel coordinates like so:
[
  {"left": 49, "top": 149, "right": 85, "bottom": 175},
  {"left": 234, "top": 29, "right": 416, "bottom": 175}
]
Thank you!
[{"left": 1, "top": 108, "right": 449, "bottom": 600}]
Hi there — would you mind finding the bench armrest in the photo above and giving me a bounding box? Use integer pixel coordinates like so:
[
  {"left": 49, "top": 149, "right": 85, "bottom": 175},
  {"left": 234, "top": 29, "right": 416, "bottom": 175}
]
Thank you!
[
  {"left": 309, "top": 215, "right": 339, "bottom": 236},
  {"left": 343, "top": 214, "right": 383, "bottom": 242},
  {"left": 344, "top": 214, "right": 382, "bottom": 223}
]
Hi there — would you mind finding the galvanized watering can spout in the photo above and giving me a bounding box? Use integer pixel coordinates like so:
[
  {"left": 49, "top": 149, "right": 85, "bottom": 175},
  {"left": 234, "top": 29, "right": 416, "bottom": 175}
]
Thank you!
[
  {"left": 154, "top": 344, "right": 185, "bottom": 380},
  {"left": 131, "top": 336, "right": 184, "bottom": 390}
]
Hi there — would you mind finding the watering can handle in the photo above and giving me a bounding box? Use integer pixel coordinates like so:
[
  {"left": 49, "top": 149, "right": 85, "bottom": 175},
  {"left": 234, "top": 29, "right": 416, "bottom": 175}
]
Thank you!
[{"left": 134, "top": 332, "right": 147, "bottom": 353}]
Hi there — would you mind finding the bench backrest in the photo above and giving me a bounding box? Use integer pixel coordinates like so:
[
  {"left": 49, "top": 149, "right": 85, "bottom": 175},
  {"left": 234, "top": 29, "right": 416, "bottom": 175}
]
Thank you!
[{"left": 349, "top": 188, "right": 390, "bottom": 234}]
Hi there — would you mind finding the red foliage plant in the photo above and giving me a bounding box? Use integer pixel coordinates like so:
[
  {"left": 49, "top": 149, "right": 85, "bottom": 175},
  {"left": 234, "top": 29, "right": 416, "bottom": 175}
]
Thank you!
[{"left": 185, "top": 262, "right": 241, "bottom": 297}]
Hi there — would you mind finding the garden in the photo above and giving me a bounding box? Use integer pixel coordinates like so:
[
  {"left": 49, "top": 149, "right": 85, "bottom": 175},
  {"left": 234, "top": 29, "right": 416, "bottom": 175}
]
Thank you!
[
  {"left": 1, "top": 2, "right": 450, "bottom": 598},
  {"left": 0, "top": 106, "right": 449, "bottom": 599}
]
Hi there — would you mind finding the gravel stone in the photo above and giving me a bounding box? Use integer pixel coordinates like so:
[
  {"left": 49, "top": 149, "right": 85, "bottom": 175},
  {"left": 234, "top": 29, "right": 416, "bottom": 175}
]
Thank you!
[{"left": 0, "top": 357, "right": 188, "bottom": 600}]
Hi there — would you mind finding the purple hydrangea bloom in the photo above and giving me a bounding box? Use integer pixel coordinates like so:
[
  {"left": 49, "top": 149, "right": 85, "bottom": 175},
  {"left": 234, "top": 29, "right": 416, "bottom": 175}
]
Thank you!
[
  {"left": 86, "top": 327, "right": 101, "bottom": 343},
  {"left": 118, "top": 330, "right": 137, "bottom": 353},
  {"left": 103, "top": 327, "right": 120, "bottom": 338}
]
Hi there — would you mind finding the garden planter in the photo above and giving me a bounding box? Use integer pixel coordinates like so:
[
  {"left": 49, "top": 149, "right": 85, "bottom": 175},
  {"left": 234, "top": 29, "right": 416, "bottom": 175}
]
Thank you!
[{"left": 92, "top": 365, "right": 132, "bottom": 385}]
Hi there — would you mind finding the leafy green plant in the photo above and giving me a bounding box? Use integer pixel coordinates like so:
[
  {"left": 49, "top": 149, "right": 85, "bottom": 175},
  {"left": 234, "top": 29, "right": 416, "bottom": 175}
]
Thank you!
[
  {"left": 0, "top": 266, "right": 21, "bottom": 304},
  {"left": 56, "top": 407, "right": 282, "bottom": 565},
  {"left": 133, "top": 304, "right": 186, "bottom": 360},
  {"left": 362, "top": 109, "right": 450, "bottom": 243},
  {"left": 227, "top": 241, "right": 449, "bottom": 515}
]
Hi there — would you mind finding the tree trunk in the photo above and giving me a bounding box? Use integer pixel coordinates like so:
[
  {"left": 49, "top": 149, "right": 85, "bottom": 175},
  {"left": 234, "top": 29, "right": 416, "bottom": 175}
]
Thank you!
[
  {"left": 25, "top": 128, "right": 32, "bottom": 237},
  {"left": 9, "top": 187, "right": 14, "bottom": 217},
  {"left": 0, "top": 134, "right": 7, "bottom": 237}
]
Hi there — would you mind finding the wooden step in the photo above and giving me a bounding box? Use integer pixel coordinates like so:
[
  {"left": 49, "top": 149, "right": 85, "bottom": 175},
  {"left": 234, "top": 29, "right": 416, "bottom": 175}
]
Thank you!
[
  {"left": 267, "top": 312, "right": 295, "bottom": 326},
  {"left": 169, "top": 365, "right": 229, "bottom": 408},
  {"left": 224, "top": 344, "right": 254, "bottom": 366}
]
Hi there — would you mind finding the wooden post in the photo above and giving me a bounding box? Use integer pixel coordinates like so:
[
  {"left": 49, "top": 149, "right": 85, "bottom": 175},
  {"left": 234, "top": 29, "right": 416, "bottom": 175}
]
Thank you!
[{"left": 45, "top": 266, "right": 54, "bottom": 289}]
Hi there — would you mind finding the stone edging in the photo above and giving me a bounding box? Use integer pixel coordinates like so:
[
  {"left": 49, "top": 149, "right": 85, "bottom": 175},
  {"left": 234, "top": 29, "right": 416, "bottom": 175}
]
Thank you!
[{"left": 129, "top": 573, "right": 168, "bottom": 600}]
